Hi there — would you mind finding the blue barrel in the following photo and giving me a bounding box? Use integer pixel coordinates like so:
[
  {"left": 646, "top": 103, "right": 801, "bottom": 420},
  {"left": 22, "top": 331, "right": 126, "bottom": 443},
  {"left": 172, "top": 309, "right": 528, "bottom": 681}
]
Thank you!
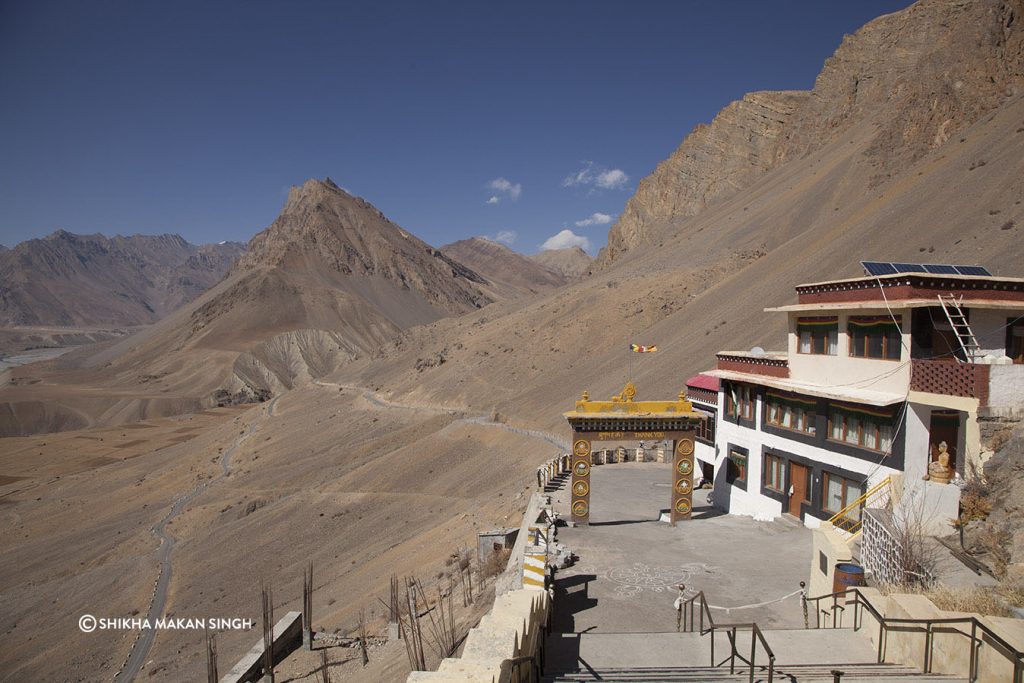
[{"left": 833, "top": 562, "right": 866, "bottom": 592}]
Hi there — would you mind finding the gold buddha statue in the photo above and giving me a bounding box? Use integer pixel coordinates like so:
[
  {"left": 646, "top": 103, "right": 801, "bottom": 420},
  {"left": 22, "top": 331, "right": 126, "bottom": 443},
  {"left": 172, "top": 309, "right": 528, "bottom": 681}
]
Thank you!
[{"left": 923, "top": 441, "right": 953, "bottom": 485}]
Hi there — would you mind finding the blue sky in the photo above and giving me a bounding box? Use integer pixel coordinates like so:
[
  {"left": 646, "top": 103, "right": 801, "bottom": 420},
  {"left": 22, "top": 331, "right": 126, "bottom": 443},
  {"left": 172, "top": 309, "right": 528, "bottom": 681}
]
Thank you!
[{"left": 0, "top": 1, "right": 911, "bottom": 254}]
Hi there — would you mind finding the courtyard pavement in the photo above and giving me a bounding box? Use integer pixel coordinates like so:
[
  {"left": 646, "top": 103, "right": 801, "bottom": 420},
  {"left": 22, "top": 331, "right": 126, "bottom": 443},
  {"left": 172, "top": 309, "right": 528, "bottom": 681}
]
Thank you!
[{"left": 548, "top": 462, "right": 812, "bottom": 635}]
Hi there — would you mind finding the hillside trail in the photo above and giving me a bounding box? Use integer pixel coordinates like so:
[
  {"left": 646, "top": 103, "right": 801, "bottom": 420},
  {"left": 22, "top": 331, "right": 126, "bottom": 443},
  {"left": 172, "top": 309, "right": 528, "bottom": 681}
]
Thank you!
[
  {"left": 114, "top": 395, "right": 280, "bottom": 683},
  {"left": 312, "top": 380, "right": 568, "bottom": 451}
]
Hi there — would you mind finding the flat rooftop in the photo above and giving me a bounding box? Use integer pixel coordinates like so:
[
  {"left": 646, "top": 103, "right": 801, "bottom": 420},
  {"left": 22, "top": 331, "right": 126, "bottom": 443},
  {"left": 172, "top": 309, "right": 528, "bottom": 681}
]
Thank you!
[{"left": 548, "top": 462, "right": 811, "bottom": 634}]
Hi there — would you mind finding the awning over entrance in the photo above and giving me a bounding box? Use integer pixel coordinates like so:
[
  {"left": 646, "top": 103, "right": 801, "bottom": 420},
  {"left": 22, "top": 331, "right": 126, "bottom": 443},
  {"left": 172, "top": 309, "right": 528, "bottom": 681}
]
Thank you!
[{"left": 704, "top": 369, "right": 905, "bottom": 407}]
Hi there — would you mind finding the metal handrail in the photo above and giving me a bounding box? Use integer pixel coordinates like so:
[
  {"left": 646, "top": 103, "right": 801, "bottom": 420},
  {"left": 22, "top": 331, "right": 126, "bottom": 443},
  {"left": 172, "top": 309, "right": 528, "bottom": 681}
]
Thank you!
[
  {"left": 827, "top": 476, "right": 891, "bottom": 536},
  {"left": 803, "top": 587, "right": 1024, "bottom": 683},
  {"left": 679, "top": 591, "right": 775, "bottom": 683}
]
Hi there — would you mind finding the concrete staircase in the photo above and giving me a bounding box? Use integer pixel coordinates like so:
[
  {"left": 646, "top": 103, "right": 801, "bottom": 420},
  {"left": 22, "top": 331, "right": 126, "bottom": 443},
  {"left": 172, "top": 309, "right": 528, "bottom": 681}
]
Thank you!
[
  {"left": 542, "top": 629, "right": 966, "bottom": 682},
  {"left": 543, "top": 664, "right": 963, "bottom": 682}
]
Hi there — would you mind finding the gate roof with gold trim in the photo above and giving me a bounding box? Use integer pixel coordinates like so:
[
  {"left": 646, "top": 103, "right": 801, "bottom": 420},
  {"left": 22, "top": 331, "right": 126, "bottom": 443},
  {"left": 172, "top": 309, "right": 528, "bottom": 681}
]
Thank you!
[{"left": 564, "top": 382, "right": 704, "bottom": 433}]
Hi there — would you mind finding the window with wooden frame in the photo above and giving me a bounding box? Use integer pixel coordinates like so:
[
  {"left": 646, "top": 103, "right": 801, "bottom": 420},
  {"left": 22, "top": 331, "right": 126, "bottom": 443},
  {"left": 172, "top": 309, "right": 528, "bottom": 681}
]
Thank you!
[
  {"left": 726, "top": 449, "right": 747, "bottom": 485},
  {"left": 797, "top": 316, "right": 838, "bottom": 355},
  {"left": 828, "top": 403, "right": 894, "bottom": 452},
  {"left": 848, "top": 315, "right": 902, "bottom": 360},
  {"left": 696, "top": 409, "right": 716, "bottom": 445},
  {"left": 726, "top": 383, "right": 754, "bottom": 421},
  {"left": 765, "top": 392, "right": 817, "bottom": 435},
  {"left": 763, "top": 453, "right": 783, "bottom": 492},
  {"left": 822, "top": 472, "right": 862, "bottom": 521}
]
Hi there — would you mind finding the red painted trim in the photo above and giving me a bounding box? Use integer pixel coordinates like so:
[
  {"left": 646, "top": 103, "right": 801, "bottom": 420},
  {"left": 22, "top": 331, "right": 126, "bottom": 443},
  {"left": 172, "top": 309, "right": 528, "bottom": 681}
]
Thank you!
[
  {"left": 797, "top": 276, "right": 1024, "bottom": 305},
  {"left": 716, "top": 355, "right": 790, "bottom": 378}
]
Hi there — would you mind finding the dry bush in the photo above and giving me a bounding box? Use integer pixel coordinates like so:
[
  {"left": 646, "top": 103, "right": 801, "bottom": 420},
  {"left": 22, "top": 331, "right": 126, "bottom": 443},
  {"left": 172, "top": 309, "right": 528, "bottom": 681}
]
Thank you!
[
  {"left": 479, "top": 546, "right": 512, "bottom": 580},
  {"left": 879, "top": 583, "right": 1014, "bottom": 618},
  {"left": 978, "top": 523, "right": 1012, "bottom": 576},
  {"left": 958, "top": 473, "right": 992, "bottom": 523},
  {"left": 996, "top": 575, "right": 1024, "bottom": 608}
]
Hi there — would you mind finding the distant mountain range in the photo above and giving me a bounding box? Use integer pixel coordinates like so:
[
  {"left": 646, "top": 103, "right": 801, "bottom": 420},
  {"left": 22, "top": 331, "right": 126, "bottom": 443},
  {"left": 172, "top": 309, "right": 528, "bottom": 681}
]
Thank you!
[
  {"left": 440, "top": 237, "right": 572, "bottom": 297},
  {"left": 0, "top": 231, "right": 245, "bottom": 326},
  {"left": 529, "top": 246, "right": 592, "bottom": 279}
]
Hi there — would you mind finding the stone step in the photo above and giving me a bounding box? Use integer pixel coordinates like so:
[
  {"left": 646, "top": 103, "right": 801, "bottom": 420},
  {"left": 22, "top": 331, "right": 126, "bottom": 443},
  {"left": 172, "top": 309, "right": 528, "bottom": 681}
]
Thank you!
[
  {"left": 542, "top": 662, "right": 965, "bottom": 682},
  {"left": 545, "top": 628, "right": 880, "bottom": 672}
]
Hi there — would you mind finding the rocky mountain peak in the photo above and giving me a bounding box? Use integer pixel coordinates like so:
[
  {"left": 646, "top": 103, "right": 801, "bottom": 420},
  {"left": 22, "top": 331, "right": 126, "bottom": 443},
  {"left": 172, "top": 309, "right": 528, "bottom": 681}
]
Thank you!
[{"left": 597, "top": 0, "right": 1024, "bottom": 268}]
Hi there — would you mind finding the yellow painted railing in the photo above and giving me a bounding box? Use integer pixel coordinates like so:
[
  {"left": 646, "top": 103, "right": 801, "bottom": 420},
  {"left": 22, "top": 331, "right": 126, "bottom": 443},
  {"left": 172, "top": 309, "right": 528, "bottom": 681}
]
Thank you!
[{"left": 827, "top": 476, "right": 892, "bottom": 540}]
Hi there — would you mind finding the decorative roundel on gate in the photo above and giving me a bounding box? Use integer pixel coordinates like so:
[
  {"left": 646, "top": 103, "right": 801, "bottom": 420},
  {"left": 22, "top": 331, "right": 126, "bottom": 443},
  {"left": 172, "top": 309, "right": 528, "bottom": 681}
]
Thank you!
[
  {"left": 573, "top": 439, "right": 592, "bottom": 457},
  {"left": 572, "top": 480, "right": 590, "bottom": 497},
  {"left": 675, "top": 499, "right": 692, "bottom": 515},
  {"left": 674, "top": 478, "right": 692, "bottom": 495},
  {"left": 676, "top": 439, "right": 694, "bottom": 456},
  {"left": 676, "top": 459, "right": 693, "bottom": 476},
  {"left": 572, "top": 500, "right": 589, "bottom": 517},
  {"left": 573, "top": 459, "right": 591, "bottom": 477}
]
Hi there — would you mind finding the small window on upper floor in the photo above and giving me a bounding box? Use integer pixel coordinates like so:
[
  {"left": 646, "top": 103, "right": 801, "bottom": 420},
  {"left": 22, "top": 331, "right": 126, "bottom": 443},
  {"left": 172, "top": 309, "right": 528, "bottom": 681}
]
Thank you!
[
  {"left": 848, "top": 315, "right": 902, "bottom": 360},
  {"left": 797, "top": 316, "right": 838, "bottom": 355}
]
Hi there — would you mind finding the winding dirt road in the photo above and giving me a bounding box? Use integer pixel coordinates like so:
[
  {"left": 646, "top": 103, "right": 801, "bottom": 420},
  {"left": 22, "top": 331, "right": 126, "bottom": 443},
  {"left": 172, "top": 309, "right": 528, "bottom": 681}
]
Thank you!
[
  {"left": 115, "top": 396, "right": 279, "bottom": 682},
  {"left": 314, "top": 380, "right": 568, "bottom": 450}
]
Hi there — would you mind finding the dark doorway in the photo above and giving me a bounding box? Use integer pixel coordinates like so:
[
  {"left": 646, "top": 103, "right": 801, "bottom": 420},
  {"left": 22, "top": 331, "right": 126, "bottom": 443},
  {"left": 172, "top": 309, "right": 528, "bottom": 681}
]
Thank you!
[{"left": 928, "top": 410, "right": 960, "bottom": 473}]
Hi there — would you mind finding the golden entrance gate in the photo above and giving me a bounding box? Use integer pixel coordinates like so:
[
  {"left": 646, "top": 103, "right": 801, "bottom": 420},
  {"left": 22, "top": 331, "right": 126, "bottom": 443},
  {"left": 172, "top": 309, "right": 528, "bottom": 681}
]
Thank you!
[{"left": 564, "top": 382, "right": 705, "bottom": 526}]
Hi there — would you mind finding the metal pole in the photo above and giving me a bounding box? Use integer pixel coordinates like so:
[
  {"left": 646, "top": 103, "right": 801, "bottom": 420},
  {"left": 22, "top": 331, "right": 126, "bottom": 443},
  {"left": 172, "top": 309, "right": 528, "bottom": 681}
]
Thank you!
[
  {"left": 923, "top": 623, "right": 930, "bottom": 673},
  {"left": 969, "top": 621, "right": 977, "bottom": 683},
  {"left": 800, "top": 582, "right": 808, "bottom": 630},
  {"left": 730, "top": 627, "right": 737, "bottom": 674},
  {"left": 749, "top": 630, "right": 757, "bottom": 683}
]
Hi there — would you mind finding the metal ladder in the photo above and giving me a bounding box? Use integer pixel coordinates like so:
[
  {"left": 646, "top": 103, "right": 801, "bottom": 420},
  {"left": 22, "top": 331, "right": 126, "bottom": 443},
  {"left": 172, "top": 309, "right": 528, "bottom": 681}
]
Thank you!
[{"left": 938, "top": 294, "right": 980, "bottom": 362}]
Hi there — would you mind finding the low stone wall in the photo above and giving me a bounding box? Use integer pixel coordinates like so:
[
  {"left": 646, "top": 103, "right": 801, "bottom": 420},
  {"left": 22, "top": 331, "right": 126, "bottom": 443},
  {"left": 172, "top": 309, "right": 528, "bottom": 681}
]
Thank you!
[
  {"left": 853, "top": 588, "right": 1024, "bottom": 683},
  {"left": 407, "top": 590, "right": 549, "bottom": 683},
  {"left": 808, "top": 523, "right": 854, "bottom": 601},
  {"left": 219, "top": 611, "right": 302, "bottom": 683},
  {"left": 409, "top": 492, "right": 554, "bottom": 682}
]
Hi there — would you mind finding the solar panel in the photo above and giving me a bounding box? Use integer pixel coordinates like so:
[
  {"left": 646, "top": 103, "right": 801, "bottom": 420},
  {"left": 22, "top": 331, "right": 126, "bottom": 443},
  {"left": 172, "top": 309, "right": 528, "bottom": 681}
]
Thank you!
[
  {"left": 893, "top": 263, "right": 928, "bottom": 273},
  {"left": 862, "top": 261, "right": 992, "bottom": 277},
  {"left": 861, "top": 261, "right": 897, "bottom": 276},
  {"left": 954, "top": 265, "right": 992, "bottom": 276}
]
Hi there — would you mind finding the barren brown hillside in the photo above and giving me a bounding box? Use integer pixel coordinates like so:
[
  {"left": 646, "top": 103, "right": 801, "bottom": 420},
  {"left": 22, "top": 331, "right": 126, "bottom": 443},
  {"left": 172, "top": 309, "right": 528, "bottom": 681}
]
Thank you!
[
  {"left": 0, "top": 179, "right": 505, "bottom": 435},
  {"left": 598, "top": 0, "right": 1024, "bottom": 266},
  {"left": 1, "top": 2, "right": 1023, "bottom": 681}
]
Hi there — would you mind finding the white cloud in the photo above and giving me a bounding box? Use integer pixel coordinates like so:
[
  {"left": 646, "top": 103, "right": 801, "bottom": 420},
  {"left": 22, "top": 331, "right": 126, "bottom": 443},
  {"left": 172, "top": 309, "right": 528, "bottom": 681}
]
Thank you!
[
  {"left": 574, "top": 212, "right": 615, "bottom": 227},
  {"left": 595, "top": 168, "right": 628, "bottom": 190},
  {"left": 492, "top": 230, "right": 517, "bottom": 245},
  {"left": 486, "top": 177, "right": 522, "bottom": 202},
  {"left": 562, "top": 161, "right": 629, "bottom": 192},
  {"left": 540, "top": 229, "right": 591, "bottom": 252}
]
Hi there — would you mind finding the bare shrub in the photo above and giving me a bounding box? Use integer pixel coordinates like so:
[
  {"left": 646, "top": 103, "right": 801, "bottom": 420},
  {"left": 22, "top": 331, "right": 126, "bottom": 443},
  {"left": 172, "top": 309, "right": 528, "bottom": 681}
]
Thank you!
[
  {"left": 881, "top": 583, "right": 1013, "bottom": 617},
  {"left": 890, "top": 494, "right": 942, "bottom": 586},
  {"left": 479, "top": 546, "right": 512, "bottom": 580},
  {"left": 997, "top": 575, "right": 1024, "bottom": 608},
  {"left": 978, "top": 523, "right": 1012, "bottom": 576}
]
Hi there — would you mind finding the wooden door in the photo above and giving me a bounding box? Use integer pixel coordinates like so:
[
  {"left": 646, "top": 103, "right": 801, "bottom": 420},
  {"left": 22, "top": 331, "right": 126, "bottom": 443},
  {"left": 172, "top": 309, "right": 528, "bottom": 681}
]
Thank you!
[{"left": 788, "top": 462, "right": 809, "bottom": 517}]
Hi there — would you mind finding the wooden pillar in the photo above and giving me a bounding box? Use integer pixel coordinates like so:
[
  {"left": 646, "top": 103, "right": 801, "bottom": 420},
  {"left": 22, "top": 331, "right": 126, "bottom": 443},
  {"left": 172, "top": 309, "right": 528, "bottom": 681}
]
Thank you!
[
  {"left": 570, "top": 435, "right": 591, "bottom": 525},
  {"left": 671, "top": 429, "right": 695, "bottom": 526}
]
